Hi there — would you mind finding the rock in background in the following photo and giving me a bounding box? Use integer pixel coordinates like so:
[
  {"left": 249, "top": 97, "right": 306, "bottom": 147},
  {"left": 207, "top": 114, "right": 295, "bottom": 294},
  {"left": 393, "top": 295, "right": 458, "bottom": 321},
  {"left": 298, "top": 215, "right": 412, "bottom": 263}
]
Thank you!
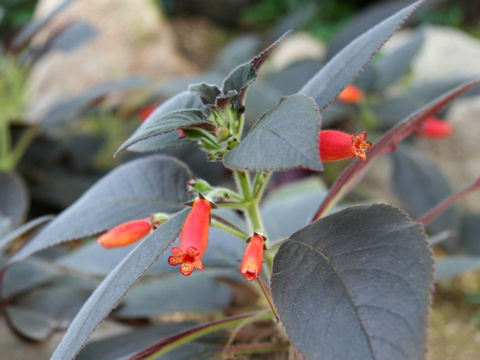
[{"left": 26, "top": 0, "right": 196, "bottom": 120}]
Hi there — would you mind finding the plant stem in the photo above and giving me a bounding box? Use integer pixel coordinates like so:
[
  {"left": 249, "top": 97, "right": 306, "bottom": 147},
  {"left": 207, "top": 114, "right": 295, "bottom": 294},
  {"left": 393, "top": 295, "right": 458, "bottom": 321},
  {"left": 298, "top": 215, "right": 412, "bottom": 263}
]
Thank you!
[
  {"left": 137, "top": 311, "right": 274, "bottom": 360},
  {"left": 211, "top": 219, "right": 247, "bottom": 239},
  {"left": 8, "top": 125, "right": 37, "bottom": 168}
]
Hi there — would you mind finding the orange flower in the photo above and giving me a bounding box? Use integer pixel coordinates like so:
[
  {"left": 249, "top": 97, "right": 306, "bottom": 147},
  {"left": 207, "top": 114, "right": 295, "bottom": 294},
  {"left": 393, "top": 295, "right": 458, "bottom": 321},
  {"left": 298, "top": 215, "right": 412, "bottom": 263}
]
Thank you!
[
  {"left": 337, "top": 84, "right": 364, "bottom": 104},
  {"left": 319, "top": 130, "right": 372, "bottom": 162},
  {"left": 416, "top": 116, "right": 452, "bottom": 138},
  {"left": 240, "top": 233, "right": 266, "bottom": 281},
  {"left": 168, "top": 198, "right": 212, "bottom": 276},
  {"left": 98, "top": 218, "right": 152, "bottom": 248}
]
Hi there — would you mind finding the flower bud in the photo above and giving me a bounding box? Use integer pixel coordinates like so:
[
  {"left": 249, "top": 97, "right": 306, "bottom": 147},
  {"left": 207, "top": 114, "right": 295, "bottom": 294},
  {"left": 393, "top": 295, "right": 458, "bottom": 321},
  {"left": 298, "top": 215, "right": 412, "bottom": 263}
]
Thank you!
[
  {"left": 168, "top": 198, "right": 212, "bottom": 276},
  {"left": 98, "top": 218, "right": 152, "bottom": 248},
  {"left": 337, "top": 84, "right": 364, "bottom": 104},
  {"left": 319, "top": 130, "right": 372, "bottom": 162},
  {"left": 240, "top": 233, "right": 266, "bottom": 281},
  {"left": 416, "top": 116, "right": 452, "bottom": 138}
]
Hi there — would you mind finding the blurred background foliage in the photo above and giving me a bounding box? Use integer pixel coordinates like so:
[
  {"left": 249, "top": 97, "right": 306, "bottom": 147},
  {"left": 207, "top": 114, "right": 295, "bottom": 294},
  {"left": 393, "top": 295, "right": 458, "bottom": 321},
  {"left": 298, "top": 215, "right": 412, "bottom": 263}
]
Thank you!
[{"left": 1, "top": 0, "right": 480, "bottom": 358}]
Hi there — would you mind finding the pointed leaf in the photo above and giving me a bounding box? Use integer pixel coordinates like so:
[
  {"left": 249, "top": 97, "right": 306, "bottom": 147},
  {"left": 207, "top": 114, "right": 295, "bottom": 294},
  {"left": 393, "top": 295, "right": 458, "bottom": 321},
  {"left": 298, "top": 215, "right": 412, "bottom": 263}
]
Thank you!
[
  {"left": 271, "top": 204, "right": 433, "bottom": 360},
  {"left": 116, "top": 91, "right": 205, "bottom": 155},
  {"left": 188, "top": 83, "right": 221, "bottom": 105},
  {"left": 0, "top": 215, "right": 53, "bottom": 252},
  {"left": 8, "top": 155, "right": 191, "bottom": 264},
  {"left": 50, "top": 208, "right": 189, "bottom": 360},
  {"left": 250, "top": 30, "right": 292, "bottom": 71},
  {"left": 224, "top": 94, "right": 323, "bottom": 171},
  {"left": 300, "top": 0, "right": 425, "bottom": 111},
  {"left": 5, "top": 306, "right": 57, "bottom": 341}
]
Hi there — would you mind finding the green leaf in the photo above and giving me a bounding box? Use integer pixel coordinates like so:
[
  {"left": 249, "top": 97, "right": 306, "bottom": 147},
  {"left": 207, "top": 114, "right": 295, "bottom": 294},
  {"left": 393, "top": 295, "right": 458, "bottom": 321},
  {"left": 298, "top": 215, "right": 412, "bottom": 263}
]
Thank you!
[
  {"left": 271, "top": 204, "right": 433, "bottom": 360},
  {"left": 224, "top": 94, "right": 323, "bottom": 171},
  {"left": 300, "top": 0, "right": 425, "bottom": 111},
  {"left": 50, "top": 208, "right": 189, "bottom": 360},
  {"left": 7, "top": 155, "right": 191, "bottom": 264}
]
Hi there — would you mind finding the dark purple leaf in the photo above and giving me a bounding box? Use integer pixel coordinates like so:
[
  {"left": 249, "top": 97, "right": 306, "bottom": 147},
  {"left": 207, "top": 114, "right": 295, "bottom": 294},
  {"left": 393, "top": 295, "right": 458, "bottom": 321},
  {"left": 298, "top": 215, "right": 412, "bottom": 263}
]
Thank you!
[
  {"left": 271, "top": 204, "right": 433, "bottom": 360},
  {"left": 50, "top": 208, "right": 189, "bottom": 360},
  {"left": 224, "top": 94, "right": 323, "bottom": 171}
]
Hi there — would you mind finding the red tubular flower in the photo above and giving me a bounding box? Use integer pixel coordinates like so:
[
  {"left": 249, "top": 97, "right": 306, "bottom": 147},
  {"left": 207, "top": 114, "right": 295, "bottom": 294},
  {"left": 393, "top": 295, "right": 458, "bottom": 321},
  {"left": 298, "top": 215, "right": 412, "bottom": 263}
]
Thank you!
[
  {"left": 240, "top": 233, "right": 266, "bottom": 281},
  {"left": 98, "top": 217, "right": 152, "bottom": 248},
  {"left": 337, "top": 84, "right": 364, "bottom": 104},
  {"left": 416, "top": 116, "right": 452, "bottom": 138},
  {"left": 168, "top": 198, "right": 212, "bottom": 276},
  {"left": 319, "top": 130, "right": 372, "bottom": 162}
]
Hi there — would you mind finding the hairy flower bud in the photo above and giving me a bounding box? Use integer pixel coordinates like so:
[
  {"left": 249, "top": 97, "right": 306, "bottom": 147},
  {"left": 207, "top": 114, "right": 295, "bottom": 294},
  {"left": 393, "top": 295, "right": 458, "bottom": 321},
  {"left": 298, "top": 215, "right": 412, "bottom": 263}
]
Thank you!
[
  {"left": 416, "top": 116, "right": 452, "bottom": 138},
  {"left": 98, "top": 218, "right": 152, "bottom": 248},
  {"left": 168, "top": 198, "right": 212, "bottom": 276},
  {"left": 337, "top": 84, "right": 364, "bottom": 104},
  {"left": 240, "top": 233, "right": 266, "bottom": 281},
  {"left": 319, "top": 130, "right": 372, "bottom": 162}
]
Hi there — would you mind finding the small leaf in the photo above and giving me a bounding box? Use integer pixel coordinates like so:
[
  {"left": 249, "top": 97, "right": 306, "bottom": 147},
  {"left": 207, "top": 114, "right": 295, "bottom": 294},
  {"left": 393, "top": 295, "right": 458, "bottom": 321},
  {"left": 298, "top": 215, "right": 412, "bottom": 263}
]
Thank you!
[
  {"left": 224, "top": 94, "right": 323, "bottom": 171},
  {"left": 391, "top": 144, "right": 457, "bottom": 234},
  {"left": 221, "top": 63, "right": 256, "bottom": 105},
  {"left": 271, "top": 204, "right": 433, "bottom": 360},
  {"left": 115, "top": 91, "right": 204, "bottom": 155},
  {"left": 50, "top": 208, "right": 189, "bottom": 360},
  {"left": 114, "top": 274, "right": 232, "bottom": 319},
  {"left": 188, "top": 83, "right": 221, "bottom": 106},
  {"left": 250, "top": 30, "right": 292, "bottom": 71},
  {"left": 8, "top": 155, "right": 191, "bottom": 264},
  {"left": 116, "top": 109, "right": 209, "bottom": 154},
  {"left": 300, "top": 0, "right": 425, "bottom": 111},
  {"left": 435, "top": 256, "right": 480, "bottom": 280}
]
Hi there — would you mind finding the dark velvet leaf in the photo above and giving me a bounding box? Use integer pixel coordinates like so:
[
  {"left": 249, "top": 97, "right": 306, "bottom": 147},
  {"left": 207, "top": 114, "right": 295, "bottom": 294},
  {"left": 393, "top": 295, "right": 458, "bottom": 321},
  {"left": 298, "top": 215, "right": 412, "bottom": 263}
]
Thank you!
[
  {"left": 114, "top": 273, "right": 231, "bottom": 319},
  {"left": 221, "top": 62, "right": 256, "bottom": 105},
  {"left": 77, "top": 322, "right": 217, "bottom": 360},
  {"left": 271, "top": 204, "right": 433, "bottom": 360},
  {"left": 262, "top": 178, "right": 326, "bottom": 241},
  {"left": 116, "top": 91, "right": 204, "bottom": 155},
  {"left": 250, "top": 30, "right": 292, "bottom": 71},
  {"left": 391, "top": 144, "right": 457, "bottom": 234},
  {"left": 8, "top": 155, "right": 191, "bottom": 264},
  {"left": 244, "top": 80, "right": 283, "bottom": 120},
  {"left": 50, "top": 208, "right": 189, "bottom": 360},
  {"left": 313, "top": 79, "right": 480, "bottom": 219},
  {"left": 435, "top": 256, "right": 480, "bottom": 280},
  {"left": 300, "top": 0, "right": 425, "bottom": 111},
  {"left": 5, "top": 306, "right": 58, "bottom": 341},
  {"left": 224, "top": 94, "right": 323, "bottom": 171},
  {"left": 39, "top": 77, "right": 149, "bottom": 126},
  {"left": 0, "top": 171, "right": 29, "bottom": 235}
]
